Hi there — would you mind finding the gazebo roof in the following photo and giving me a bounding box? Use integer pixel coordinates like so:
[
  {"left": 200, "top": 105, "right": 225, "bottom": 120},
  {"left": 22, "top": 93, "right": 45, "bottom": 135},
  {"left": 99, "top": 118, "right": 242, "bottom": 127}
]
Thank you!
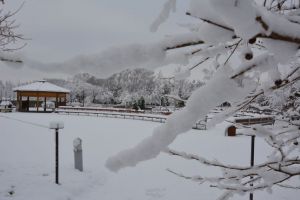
[{"left": 13, "top": 80, "right": 70, "bottom": 93}]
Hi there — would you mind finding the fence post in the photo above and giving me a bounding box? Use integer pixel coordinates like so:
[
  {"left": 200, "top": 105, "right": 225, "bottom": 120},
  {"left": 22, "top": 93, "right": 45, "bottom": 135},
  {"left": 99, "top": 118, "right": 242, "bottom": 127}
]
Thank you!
[{"left": 73, "top": 138, "right": 83, "bottom": 172}]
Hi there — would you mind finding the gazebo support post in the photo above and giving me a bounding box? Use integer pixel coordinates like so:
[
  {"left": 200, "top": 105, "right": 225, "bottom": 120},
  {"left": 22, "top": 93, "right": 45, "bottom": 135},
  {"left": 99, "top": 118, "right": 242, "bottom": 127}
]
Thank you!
[
  {"left": 36, "top": 94, "right": 39, "bottom": 112},
  {"left": 64, "top": 95, "right": 67, "bottom": 106},
  {"left": 44, "top": 97, "right": 47, "bottom": 112},
  {"left": 27, "top": 96, "right": 29, "bottom": 112},
  {"left": 16, "top": 93, "right": 19, "bottom": 111},
  {"left": 19, "top": 94, "right": 22, "bottom": 112},
  {"left": 16, "top": 92, "right": 19, "bottom": 111},
  {"left": 56, "top": 95, "right": 58, "bottom": 108}
]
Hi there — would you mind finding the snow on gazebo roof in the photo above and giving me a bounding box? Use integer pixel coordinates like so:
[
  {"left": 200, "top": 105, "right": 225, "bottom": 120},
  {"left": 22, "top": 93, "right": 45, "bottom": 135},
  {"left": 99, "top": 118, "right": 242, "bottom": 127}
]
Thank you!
[{"left": 13, "top": 80, "right": 70, "bottom": 93}]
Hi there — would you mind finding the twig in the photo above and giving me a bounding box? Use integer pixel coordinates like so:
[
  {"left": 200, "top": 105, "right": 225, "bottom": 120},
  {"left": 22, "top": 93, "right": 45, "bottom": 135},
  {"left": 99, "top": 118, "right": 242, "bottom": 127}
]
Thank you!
[
  {"left": 186, "top": 12, "right": 234, "bottom": 32},
  {"left": 165, "top": 41, "right": 204, "bottom": 51},
  {"left": 189, "top": 57, "right": 210, "bottom": 71},
  {"left": 224, "top": 39, "right": 242, "bottom": 65}
]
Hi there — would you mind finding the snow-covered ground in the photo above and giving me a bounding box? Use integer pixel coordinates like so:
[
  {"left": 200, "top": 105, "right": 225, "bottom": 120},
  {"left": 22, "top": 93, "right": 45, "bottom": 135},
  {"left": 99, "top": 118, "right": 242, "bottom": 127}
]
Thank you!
[{"left": 0, "top": 113, "right": 299, "bottom": 200}]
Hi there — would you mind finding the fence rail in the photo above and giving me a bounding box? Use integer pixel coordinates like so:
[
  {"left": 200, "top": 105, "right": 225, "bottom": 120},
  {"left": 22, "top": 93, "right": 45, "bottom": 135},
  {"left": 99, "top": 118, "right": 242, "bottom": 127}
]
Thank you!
[
  {"left": 58, "top": 106, "right": 145, "bottom": 114},
  {"left": 235, "top": 117, "right": 275, "bottom": 126},
  {"left": 56, "top": 107, "right": 206, "bottom": 130}
]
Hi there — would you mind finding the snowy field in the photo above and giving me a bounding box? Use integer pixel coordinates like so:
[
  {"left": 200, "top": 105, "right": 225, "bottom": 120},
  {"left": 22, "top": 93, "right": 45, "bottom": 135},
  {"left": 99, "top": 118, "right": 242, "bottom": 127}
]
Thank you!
[{"left": 0, "top": 112, "right": 299, "bottom": 200}]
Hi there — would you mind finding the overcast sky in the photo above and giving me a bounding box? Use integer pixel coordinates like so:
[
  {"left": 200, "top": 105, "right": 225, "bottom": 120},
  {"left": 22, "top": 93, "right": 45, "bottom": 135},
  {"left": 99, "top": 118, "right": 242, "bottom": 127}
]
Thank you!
[{"left": 0, "top": 0, "right": 190, "bottom": 82}]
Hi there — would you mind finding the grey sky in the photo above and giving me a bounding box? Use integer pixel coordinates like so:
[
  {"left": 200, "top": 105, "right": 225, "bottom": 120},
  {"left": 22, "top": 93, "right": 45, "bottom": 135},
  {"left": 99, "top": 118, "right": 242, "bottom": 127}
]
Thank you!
[{"left": 0, "top": 0, "right": 190, "bottom": 82}]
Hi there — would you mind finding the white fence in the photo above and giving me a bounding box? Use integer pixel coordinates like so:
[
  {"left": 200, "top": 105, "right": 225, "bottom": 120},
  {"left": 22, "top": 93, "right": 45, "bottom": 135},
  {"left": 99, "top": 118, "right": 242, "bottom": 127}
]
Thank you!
[{"left": 56, "top": 106, "right": 206, "bottom": 130}]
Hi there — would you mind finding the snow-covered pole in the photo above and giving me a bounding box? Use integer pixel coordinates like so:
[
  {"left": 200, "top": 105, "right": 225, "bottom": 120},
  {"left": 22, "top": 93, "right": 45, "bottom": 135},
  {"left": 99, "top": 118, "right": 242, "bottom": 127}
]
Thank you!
[
  {"left": 73, "top": 138, "right": 83, "bottom": 172},
  {"left": 49, "top": 121, "right": 64, "bottom": 184}
]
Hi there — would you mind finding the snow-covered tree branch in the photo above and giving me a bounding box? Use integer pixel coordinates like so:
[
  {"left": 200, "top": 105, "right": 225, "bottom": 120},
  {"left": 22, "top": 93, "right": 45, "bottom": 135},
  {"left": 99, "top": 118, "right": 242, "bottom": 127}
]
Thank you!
[
  {"left": 106, "top": 0, "right": 300, "bottom": 199},
  {"left": 164, "top": 120, "right": 300, "bottom": 198}
]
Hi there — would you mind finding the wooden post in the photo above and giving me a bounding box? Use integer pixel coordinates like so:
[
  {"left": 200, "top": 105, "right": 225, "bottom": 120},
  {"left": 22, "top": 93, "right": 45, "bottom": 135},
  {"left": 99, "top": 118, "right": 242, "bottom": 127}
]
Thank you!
[
  {"left": 44, "top": 97, "right": 47, "bottom": 112},
  {"left": 56, "top": 94, "right": 58, "bottom": 108},
  {"left": 36, "top": 94, "right": 39, "bottom": 112},
  {"left": 27, "top": 96, "right": 29, "bottom": 112},
  {"left": 16, "top": 92, "right": 20, "bottom": 111},
  {"left": 64, "top": 94, "right": 67, "bottom": 106},
  {"left": 20, "top": 94, "right": 23, "bottom": 112}
]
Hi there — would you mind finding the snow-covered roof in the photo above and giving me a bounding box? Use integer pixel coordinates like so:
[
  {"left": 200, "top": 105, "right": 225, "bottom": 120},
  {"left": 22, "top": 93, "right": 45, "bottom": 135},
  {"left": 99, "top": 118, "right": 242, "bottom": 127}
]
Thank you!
[
  {"left": 0, "top": 100, "right": 12, "bottom": 106},
  {"left": 13, "top": 80, "right": 70, "bottom": 93}
]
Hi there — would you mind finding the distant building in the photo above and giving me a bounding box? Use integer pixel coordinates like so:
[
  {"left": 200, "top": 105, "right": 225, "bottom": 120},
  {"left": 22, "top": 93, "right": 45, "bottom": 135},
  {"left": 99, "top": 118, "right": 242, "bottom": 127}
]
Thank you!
[
  {"left": 13, "top": 80, "right": 70, "bottom": 112},
  {"left": 0, "top": 98, "right": 13, "bottom": 112}
]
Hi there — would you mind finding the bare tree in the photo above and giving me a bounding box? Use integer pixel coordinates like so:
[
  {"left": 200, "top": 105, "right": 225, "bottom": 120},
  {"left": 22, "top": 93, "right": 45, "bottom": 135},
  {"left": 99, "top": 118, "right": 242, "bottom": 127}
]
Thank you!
[{"left": 0, "top": 1, "right": 25, "bottom": 63}]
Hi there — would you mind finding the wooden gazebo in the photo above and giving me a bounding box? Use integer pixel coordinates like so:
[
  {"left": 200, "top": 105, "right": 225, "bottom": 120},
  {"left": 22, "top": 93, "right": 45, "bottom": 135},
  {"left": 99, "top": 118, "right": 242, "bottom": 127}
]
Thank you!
[{"left": 13, "top": 80, "right": 70, "bottom": 112}]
